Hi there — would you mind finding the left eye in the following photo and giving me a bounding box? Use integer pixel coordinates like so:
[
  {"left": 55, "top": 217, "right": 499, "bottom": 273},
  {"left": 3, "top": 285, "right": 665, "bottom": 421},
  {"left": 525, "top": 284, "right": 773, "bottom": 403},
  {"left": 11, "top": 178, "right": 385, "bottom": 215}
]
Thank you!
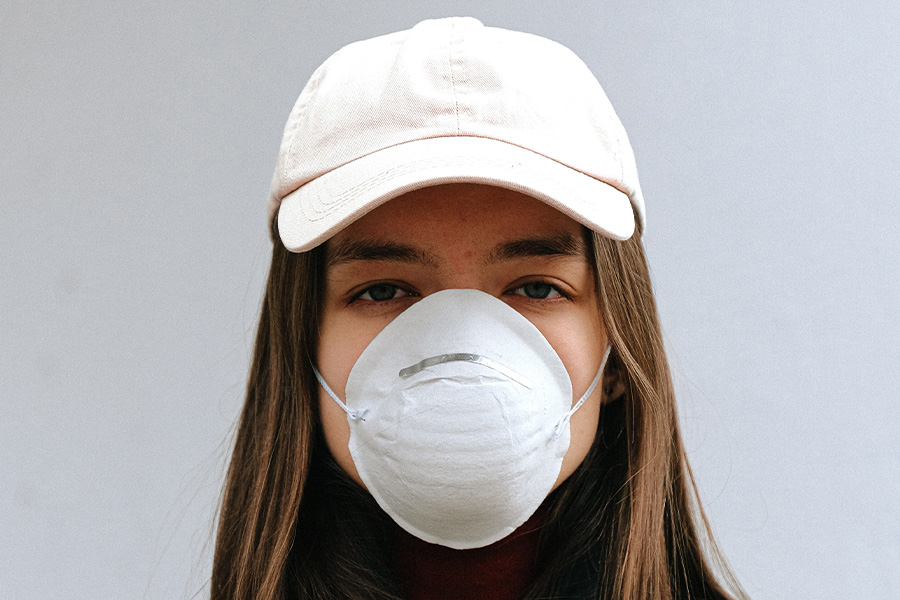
[
  {"left": 512, "top": 282, "right": 562, "bottom": 299},
  {"left": 358, "top": 283, "right": 409, "bottom": 302}
]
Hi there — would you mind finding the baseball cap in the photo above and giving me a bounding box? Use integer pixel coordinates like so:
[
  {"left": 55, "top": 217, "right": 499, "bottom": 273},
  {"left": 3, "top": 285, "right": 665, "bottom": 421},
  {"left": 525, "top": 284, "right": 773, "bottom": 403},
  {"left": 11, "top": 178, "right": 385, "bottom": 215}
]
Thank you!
[{"left": 269, "top": 17, "right": 645, "bottom": 252}]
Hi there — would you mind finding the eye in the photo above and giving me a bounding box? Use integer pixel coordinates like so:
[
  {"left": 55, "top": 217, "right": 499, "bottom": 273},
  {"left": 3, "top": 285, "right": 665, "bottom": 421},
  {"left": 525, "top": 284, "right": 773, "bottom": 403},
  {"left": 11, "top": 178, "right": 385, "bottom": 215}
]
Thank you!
[
  {"left": 511, "top": 281, "right": 563, "bottom": 299},
  {"left": 357, "top": 283, "right": 410, "bottom": 302}
]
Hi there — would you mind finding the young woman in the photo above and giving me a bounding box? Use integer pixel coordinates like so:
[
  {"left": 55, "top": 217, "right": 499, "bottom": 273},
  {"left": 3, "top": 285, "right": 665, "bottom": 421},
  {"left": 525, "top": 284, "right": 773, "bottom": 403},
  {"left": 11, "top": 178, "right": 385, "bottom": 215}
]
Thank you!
[{"left": 211, "top": 17, "right": 747, "bottom": 600}]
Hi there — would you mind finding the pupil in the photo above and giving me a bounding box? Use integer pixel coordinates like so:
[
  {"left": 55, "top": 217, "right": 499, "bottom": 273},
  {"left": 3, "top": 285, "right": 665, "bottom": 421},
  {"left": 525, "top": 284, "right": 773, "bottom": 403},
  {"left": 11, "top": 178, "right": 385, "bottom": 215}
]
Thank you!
[
  {"left": 368, "top": 284, "right": 396, "bottom": 301},
  {"left": 524, "top": 282, "right": 552, "bottom": 298}
]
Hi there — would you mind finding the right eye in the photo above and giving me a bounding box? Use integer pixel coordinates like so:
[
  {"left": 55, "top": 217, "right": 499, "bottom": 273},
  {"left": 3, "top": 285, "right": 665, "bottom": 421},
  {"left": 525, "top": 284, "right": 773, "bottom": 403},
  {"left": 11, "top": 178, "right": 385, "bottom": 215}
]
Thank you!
[
  {"left": 511, "top": 281, "right": 563, "bottom": 300},
  {"left": 356, "top": 283, "right": 410, "bottom": 302}
]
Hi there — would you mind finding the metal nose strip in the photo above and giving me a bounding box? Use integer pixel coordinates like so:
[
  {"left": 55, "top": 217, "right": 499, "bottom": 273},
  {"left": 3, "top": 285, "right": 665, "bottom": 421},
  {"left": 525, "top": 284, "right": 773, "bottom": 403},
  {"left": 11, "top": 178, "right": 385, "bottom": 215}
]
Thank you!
[{"left": 398, "top": 353, "right": 533, "bottom": 389}]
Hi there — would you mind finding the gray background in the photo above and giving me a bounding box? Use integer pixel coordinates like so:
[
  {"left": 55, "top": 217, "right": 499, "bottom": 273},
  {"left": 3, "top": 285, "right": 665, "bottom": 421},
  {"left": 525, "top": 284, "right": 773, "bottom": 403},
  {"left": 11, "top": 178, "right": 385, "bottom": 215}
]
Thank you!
[{"left": 2, "top": 1, "right": 898, "bottom": 599}]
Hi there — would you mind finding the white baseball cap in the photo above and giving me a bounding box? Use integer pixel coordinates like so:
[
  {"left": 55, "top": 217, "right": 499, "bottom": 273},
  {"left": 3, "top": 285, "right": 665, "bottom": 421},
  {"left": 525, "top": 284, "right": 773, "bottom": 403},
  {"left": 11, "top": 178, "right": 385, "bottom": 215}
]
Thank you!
[{"left": 269, "top": 17, "right": 645, "bottom": 252}]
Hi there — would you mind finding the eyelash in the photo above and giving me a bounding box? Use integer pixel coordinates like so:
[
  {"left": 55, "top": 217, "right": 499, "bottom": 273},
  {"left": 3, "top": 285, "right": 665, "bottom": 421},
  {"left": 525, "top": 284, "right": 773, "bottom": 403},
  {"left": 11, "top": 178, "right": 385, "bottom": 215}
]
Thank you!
[
  {"left": 506, "top": 281, "right": 570, "bottom": 301},
  {"left": 350, "top": 282, "right": 416, "bottom": 304},
  {"left": 349, "top": 280, "right": 570, "bottom": 304}
]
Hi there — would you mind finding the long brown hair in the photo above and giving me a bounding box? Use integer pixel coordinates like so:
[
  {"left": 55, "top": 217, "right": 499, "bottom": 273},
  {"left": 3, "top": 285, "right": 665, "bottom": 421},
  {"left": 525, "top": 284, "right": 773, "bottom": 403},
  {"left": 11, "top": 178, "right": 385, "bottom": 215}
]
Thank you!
[{"left": 211, "top": 221, "right": 747, "bottom": 600}]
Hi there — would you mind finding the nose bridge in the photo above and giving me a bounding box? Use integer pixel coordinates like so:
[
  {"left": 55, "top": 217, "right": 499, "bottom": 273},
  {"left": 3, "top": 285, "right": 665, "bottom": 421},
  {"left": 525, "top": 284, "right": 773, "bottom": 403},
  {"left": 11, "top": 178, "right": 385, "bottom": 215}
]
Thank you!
[{"left": 439, "top": 249, "right": 488, "bottom": 292}]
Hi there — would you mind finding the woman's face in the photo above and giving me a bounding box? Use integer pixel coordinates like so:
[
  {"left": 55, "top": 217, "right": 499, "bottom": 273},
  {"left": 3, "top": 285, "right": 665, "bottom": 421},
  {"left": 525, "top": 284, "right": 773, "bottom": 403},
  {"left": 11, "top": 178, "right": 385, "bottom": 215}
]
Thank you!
[{"left": 317, "top": 183, "right": 610, "bottom": 491}]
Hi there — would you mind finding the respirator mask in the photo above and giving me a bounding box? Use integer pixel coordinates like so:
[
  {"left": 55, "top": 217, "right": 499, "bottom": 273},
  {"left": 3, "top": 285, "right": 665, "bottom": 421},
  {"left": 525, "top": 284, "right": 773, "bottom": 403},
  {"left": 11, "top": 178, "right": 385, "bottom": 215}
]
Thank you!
[{"left": 315, "top": 288, "right": 610, "bottom": 549}]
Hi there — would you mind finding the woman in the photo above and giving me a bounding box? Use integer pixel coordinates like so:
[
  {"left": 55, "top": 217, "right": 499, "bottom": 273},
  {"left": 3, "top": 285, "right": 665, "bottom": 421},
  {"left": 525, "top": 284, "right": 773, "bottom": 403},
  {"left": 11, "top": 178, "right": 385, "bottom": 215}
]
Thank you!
[{"left": 212, "top": 17, "right": 747, "bottom": 600}]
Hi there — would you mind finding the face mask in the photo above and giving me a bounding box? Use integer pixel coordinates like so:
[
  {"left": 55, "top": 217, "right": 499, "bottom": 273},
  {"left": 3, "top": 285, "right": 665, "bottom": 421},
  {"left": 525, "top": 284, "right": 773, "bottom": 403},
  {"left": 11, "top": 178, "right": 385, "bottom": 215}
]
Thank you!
[{"left": 315, "top": 288, "right": 610, "bottom": 549}]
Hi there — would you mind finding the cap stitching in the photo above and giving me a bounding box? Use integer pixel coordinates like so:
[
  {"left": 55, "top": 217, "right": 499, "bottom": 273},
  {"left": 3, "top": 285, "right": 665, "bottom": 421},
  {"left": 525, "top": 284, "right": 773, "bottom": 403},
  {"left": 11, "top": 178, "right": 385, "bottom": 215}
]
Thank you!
[{"left": 448, "top": 19, "right": 460, "bottom": 134}]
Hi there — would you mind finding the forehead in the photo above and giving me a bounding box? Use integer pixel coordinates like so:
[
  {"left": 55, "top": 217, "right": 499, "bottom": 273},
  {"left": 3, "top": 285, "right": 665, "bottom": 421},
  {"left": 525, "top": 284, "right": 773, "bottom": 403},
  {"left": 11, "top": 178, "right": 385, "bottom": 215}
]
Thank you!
[{"left": 324, "top": 183, "right": 589, "bottom": 262}]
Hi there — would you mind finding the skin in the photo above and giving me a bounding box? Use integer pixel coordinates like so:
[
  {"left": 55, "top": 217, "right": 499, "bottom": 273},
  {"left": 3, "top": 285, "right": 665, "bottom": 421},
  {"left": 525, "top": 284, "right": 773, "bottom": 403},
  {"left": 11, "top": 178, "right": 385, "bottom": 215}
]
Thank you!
[{"left": 317, "top": 183, "right": 611, "bottom": 492}]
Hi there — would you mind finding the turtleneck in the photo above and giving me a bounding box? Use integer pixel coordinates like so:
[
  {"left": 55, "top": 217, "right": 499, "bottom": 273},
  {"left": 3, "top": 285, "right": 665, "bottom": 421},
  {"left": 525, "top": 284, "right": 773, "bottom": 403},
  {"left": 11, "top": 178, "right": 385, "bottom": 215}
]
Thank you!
[{"left": 394, "top": 508, "right": 546, "bottom": 600}]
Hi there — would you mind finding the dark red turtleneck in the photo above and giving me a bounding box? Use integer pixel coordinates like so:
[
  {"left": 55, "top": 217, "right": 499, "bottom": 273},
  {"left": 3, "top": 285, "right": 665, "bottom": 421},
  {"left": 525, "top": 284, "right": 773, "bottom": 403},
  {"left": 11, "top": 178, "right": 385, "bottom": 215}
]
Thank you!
[{"left": 394, "top": 509, "right": 546, "bottom": 600}]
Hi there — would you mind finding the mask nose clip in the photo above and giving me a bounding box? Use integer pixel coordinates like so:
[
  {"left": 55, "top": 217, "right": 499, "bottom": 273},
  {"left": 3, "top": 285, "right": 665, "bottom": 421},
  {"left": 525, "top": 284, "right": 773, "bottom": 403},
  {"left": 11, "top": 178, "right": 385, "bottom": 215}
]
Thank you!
[{"left": 398, "top": 353, "right": 533, "bottom": 388}]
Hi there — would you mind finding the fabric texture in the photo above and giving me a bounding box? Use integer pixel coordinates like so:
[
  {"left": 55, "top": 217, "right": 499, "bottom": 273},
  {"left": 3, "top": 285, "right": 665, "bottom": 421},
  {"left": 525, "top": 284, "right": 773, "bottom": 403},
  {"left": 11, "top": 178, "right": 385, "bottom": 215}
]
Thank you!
[{"left": 395, "top": 508, "right": 545, "bottom": 600}]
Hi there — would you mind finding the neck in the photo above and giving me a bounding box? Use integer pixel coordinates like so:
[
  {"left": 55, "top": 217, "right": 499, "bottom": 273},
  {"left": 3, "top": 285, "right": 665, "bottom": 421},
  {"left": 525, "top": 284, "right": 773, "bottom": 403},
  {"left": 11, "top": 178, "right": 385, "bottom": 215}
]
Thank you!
[{"left": 394, "top": 509, "right": 545, "bottom": 600}]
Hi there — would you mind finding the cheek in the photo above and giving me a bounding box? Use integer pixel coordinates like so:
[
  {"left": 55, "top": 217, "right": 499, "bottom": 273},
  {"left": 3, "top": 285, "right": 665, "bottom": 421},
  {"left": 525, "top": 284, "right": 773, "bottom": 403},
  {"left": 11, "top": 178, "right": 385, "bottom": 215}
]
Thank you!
[
  {"left": 318, "top": 391, "right": 365, "bottom": 488},
  {"left": 553, "top": 386, "right": 602, "bottom": 489},
  {"left": 529, "top": 304, "right": 607, "bottom": 400},
  {"left": 316, "top": 314, "right": 375, "bottom": 489},
  {"left": 533, "top": 306, "right": 607, "bottom": 490}
]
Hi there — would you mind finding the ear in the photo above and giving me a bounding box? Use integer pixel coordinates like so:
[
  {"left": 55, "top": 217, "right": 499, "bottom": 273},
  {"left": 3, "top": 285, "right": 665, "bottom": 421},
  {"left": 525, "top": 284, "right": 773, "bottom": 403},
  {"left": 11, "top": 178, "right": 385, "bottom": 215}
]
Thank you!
[{"left": 602, "top": 368, "right": 626, "bottom": 403}]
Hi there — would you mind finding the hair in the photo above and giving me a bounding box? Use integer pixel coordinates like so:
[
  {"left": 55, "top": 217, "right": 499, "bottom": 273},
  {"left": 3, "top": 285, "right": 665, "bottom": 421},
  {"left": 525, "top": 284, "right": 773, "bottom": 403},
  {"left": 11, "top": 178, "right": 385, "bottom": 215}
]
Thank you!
[{"left": 210, "top": 217, "right": 748, "bottom": 600}]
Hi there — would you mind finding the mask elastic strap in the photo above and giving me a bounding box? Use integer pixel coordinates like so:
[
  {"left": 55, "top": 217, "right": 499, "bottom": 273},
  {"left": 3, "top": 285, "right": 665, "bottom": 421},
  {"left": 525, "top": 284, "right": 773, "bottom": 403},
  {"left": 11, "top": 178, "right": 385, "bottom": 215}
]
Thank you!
[
  {"left": 551, "top": 345, "right": 612, "bottom": 441},
  {"left": 311, "top": 366, "right": 368, "bottom": 421}
]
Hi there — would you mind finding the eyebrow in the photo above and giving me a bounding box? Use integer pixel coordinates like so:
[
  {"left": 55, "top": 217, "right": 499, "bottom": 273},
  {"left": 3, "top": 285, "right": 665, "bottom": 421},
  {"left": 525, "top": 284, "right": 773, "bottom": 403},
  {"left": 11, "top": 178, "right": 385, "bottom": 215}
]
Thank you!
[
  {"left": 325, "top": 231, "right": 587, "bottom": 268},
  {"left": 486, "top": 231, "right": 587, "bottom": 264},
  {"left": 325, "top": 238, "right": 439, "bottom": 268}
]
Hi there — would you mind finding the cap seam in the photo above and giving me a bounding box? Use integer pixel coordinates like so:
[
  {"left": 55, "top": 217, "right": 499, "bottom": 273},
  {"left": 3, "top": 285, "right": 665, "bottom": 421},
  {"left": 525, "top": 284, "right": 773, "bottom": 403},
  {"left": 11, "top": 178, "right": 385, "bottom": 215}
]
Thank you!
[{"left": 449, "top": 18, "right": 460, "bottom": 135}]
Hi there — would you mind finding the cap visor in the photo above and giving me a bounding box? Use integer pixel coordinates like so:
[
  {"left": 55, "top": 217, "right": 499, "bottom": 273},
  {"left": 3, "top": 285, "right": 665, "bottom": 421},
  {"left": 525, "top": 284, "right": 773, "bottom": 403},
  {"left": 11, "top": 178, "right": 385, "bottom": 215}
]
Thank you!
[{"left": 277, "top": 136, "right": 635, "bottom": 252}]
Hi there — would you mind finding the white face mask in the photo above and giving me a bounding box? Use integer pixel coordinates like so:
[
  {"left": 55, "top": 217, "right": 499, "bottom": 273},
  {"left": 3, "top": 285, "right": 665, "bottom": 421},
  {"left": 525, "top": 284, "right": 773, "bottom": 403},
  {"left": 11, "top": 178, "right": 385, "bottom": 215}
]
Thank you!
[{"left": 315, "top": 288, "right": 610, "bottom": 549}]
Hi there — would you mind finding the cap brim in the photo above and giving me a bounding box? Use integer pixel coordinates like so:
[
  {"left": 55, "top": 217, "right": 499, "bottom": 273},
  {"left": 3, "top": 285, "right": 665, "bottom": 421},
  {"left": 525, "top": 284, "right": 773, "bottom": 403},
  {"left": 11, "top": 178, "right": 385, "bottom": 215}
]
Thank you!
[{"left": 277, "top": 136, "right": 635, "bottom": 252}]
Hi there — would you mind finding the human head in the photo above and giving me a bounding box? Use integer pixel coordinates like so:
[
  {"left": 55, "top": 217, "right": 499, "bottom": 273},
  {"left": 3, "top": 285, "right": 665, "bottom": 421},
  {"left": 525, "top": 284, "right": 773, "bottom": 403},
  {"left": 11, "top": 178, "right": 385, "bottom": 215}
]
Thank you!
[
  {"left": 213, "top": 17, "right": 743, "bottom": 600},
  {"left": 267, "top": 16, "right": 648, "bottom": 540}
]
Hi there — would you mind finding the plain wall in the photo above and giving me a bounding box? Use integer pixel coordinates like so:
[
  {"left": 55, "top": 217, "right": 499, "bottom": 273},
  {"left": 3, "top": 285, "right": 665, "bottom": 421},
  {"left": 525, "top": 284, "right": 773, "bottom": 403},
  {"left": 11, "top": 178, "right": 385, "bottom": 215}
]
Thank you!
[{"left": 2, "top": 1, "right": 898, "bottom": 598}]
